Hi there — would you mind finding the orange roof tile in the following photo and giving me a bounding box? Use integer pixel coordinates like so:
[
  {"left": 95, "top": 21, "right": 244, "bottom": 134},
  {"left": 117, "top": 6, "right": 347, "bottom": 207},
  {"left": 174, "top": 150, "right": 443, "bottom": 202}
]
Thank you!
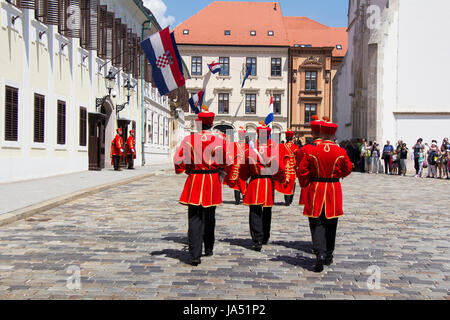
[
  {"left": 172, "top": 2, "right": 347, "bottom": 57},
  {"left": 173, "top": 1, "right": 289, "bottom": 47},
  {"left": 283, "top": 17, "right": 348, "bottom": 57}
]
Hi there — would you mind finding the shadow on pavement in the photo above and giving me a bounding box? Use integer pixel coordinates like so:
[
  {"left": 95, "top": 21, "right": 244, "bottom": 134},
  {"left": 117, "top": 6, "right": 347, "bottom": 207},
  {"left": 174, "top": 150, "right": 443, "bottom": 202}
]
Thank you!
[
  {"left": 220, "top": 238, "right": 254, "bottom": 250},
  {"left": 162, "top": 236, "right": 188, "bottom": 245},
  {"left": 270, "top": 254, "right": 316, "bottom": 271},
  {"left": 149, "top": 248, "right": 191, "bottom": 265},
  {"left": 271, "top": 240, "right": 313, "bottom": 254}
]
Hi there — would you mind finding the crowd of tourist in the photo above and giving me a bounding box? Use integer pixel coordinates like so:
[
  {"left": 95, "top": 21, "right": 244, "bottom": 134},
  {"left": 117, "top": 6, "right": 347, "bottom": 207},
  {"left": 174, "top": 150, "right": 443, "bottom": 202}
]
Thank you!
[{"left": 339, "top": 138, "right": 450, "bottom": 179}]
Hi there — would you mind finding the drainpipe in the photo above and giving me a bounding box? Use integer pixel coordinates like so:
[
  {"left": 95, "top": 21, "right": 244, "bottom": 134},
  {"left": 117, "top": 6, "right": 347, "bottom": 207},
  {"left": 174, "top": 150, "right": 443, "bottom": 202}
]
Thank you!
[{"left": 141, "top": 20, "right": 151, "bottom": 166}]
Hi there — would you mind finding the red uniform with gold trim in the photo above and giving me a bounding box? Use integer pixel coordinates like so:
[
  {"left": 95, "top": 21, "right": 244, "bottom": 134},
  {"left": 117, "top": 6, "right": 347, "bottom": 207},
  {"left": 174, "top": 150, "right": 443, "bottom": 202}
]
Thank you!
[
  {"left": 174, "top": 130, "right": 228, "bottom": 207},
  {"left": 275, "top": 141, "right": 300, "bottom": 195},
  {"left": 125, "top": 135, "right": 136, "bottom": 159},
  {"left": 298, "top": 140, "right": 353, "bottom": 218},
  {"left": 224, "top": 140, "right": 249, "bottom": 195},
  {"left": 240, "top": 138, "right": 285, "bottom": 207},
  {"left": 111, "top": 134, "right": 124, "bottom": 156},
  {"left": 296, "top": 138, "right": 323, "bottom": 205}
]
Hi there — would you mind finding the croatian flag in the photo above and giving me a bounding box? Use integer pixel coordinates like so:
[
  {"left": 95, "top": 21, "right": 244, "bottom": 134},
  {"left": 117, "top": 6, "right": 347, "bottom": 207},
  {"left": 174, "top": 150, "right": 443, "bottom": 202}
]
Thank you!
[
  {"left": 140, "top": 27, "right": 185, "bottom": 96},
  {"left": 188, "top": 90, "right": 204, "bottom": 114},
  {"left": 265, "top": 96, "right": 274, "bottom": 127},
  {"left": 241, "top": 65, "right": 252, "bottom": 88},
  {"left": 208, "top": 61, "right": 221, "bottom": 74}
]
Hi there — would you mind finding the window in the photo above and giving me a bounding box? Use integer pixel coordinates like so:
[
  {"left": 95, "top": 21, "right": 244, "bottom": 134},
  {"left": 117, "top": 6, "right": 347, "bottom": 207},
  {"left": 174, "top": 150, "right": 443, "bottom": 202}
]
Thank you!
[
  {"left": 219, "top": 57, "right": 229, "bottom": 76},
  {"left": 305, "top": 71, "right": 317, "bottom": 91},
  {"left": 271, "top": 58, "right": 282, "bottom": 77},
  {"left": 246, "top": 57, "right": 257, "bottom": 76},
  {"left": 273, "top": 94, "right": 281, "bottom": 115},
  {"left": 224, "top": 30, "right": 231, "bottom": 36},
  {"left": 250, "top": 30, "right": 256, "bottom": 36},
  {"left": 183, "top": 29, "right": 189, "bottom": 35},
  {"left": 245, "top": 94, "right": 256, "bottom": 114},
  {"left": 336, "top": 44, "right": 343, "bottom": 50},
  {"left": 57, "top": 100, "right": 66, "bottom": 145},
  {"left": 305, "top": 104, "right": 317, "bottom": 123},
  {"left": 79, "top": 107, "right": 87, "bottom": 146},
  {"left": 268, "top": 30, "right": 274, "bottom": 36},
  {"left": 191, "top": 56, "right": 202, "bottom": 76},
  {"left": 34, "top": 94, "right": 45, "bottom": 143},
  {"left": 5, "top": 86, "right": 18, "bottom": 142},
  {"left": 218, "top": 93, "right": 229, "bottom": 114}
]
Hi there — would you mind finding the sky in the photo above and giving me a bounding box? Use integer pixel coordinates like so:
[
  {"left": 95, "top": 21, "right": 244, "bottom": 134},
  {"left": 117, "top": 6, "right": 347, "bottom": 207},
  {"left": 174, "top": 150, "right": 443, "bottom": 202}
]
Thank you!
[{"left": 143, "top": 0, "right": 349, "bottom": 29}]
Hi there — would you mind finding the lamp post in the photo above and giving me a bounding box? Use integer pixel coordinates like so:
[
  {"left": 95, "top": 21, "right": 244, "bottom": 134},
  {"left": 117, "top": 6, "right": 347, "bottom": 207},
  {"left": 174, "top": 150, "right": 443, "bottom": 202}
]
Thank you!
[
  {"left": 96, "top": 69, "right": 117, "bottom": 113},
  {"left": 116, "top": 79, "right": 135, "bottom": 118}
]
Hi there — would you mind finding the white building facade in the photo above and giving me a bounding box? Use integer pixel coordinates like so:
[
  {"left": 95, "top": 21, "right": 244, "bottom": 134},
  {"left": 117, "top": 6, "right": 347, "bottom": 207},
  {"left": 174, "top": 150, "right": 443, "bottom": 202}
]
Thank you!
[
  {"left": 179, "top": 45, "right": 289, "bottom": 142},
  {"left": 334, "top": 0, "right": 450, "bottom": 147},
  {"left": 0, "top": 0, "right": 176, "bottom": 183}
]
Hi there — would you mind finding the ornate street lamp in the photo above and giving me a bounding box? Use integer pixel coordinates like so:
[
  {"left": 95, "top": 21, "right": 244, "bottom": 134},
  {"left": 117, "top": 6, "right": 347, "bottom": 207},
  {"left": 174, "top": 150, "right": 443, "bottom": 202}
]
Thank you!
[
  {"left": 116, "top": 79, "right": 136, "bottom": 118},
  {"left": 96, "top": 69, "right": 117, "bottom": 113}
]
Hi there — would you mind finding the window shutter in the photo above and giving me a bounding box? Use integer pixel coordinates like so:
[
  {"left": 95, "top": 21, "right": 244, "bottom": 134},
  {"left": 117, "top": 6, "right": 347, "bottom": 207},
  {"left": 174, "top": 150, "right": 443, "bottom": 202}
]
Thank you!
[
  {"left": 59, "top": 0, "right": 81, "bottom": 38},
  {"left": 112, "top": 18, "right": 121, "bottom": 67},
  {"left": 17, "top": 0, "right": 36, "bottom": 9},
  {"left": 133, "top": 36, "right": 142, "bottom": 78},
  {"left": 120, "top": 24, "right": 128, "bottom": 68},
  {"left": 80, "top": 0, "right": 98, "bottom": 50},
  {"left": 97, "top": 5, "right": 107, "bottom": 58},
  {"left": 124, "top": 29, "right": 133, "bottom": 73},
  {"left": 79, "top": 107, "right": 87, "bottom": 146},
  {"left": 45, "top": 0, "right": 60, "bottom": 25},
  {"left": 57, "top": 101, "right": 66, "bottom": 145},
  {"left": 105, "top": 11, "right": 114, "bottom": 60},
  {"left": 5, "top": 86, "right": 19, "bottom": 142},
  {"left": 34, "top": 94, "right": 45, "bottom": 143}
]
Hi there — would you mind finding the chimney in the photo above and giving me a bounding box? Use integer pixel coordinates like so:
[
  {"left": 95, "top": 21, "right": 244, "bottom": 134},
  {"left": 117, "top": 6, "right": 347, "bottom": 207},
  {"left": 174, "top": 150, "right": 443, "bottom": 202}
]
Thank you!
[{"left": 274, "top": 3, "right": 277, "bottom": 11}]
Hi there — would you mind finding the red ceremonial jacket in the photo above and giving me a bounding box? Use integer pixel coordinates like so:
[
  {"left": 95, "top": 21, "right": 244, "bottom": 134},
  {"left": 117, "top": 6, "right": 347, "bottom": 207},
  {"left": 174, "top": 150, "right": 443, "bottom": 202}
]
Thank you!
[
  {"left": 297, "top": 140, "right": 353, "bottom": 219},
  {"left": 111, "top": 134, "right": 124, "bottom": 156},
  {"left": 240, "top": 139, "right": 285, "bottom": 207},
  {"left": 296, "top": 138, "right": 323, "bottom": 205},
  {"left": 224, "top": 141, "right": 249, "bottom": 195},
  {"left": 126, "top": 136, "right": 136, "bottom": 158},
  {"left": 275, "top": 141, "right": 300, "bottom": 195},
  {"left": 174, "top": 131, "right": 229, "bottom": 207}
]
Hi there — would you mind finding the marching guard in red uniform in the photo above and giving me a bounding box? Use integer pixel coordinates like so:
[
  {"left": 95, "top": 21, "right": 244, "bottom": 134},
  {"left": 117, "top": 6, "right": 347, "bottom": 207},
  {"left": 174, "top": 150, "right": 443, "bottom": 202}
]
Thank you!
[
  {"left": 111, "top": 128, "right": 124, "bottom": 171},
  {"left": 275, "top": 130, "right": 300, "bottom": 206},
  {"left": 125, "top": 129, "right": 136, "bottom": 170},
  {"left": 223, "top": 127, "right": 249, "bottom": 205},
  {"left": 298, "top": 122, "right": 353, "bottom": 272},
  {"left": 296, "top": 116, "right": 323, "bottom": 205},
  {"left": 238, "top": 123, "right": 285, "bottom": 251},
  {"left": 173, "top": 107, "right": 229, "bottom": 266}
]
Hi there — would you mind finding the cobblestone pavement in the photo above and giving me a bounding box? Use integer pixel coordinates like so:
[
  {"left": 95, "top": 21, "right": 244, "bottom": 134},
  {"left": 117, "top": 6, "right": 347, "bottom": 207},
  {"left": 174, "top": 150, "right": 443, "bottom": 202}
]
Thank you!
[{"left": 0, "top": 171, "right": 449, "bottom": 300}]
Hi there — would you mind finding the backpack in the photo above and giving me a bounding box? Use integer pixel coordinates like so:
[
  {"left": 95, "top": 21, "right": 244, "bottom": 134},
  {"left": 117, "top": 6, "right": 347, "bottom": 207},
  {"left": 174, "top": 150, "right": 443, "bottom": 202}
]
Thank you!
[
  {"left": 428, "top": 151, "right": 437, "bottom": 165},
  {"left": 365, "top": 149, "right": 371, "bottom": 158}
]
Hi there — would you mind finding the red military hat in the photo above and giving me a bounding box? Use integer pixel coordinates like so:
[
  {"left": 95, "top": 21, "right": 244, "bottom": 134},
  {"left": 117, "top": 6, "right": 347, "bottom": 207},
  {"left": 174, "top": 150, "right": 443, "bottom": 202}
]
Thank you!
[
  {"left": 310, "top": 116, "right": 322, "bottom": 133},
  {"left": 116, "top": 128, "right": 122, "bottom": 133},
  {"left": 130, "top": 129, "right": 135, "bottom": 134},
  {"left": 197, "top": 106, "right": 215, "bottom": 124},
  {"left": 257, "top": 121, "right": 271, "bottom": 136},
  {"left": 321, "top": 122, "right": 338, "bottom": 135},
  {"left": 285, "top": 130, "right": 295, "bottom": 138},
  {"left": 238, "top": 126, "right": 247, "bottom": 138}
]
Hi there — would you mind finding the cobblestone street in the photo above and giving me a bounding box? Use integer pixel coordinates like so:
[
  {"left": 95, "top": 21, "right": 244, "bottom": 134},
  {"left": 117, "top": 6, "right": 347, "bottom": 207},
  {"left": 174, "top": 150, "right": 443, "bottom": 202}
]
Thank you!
[{"left": 0, "top": 171, "right": 449, "bottom": 300}]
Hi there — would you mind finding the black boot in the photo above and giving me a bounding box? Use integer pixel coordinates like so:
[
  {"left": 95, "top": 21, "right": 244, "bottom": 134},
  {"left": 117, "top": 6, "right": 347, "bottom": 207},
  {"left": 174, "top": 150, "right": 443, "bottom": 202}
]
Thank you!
[
  {"left": 191, "top": 258, "right": 201, "bottom": 266},
  {"left": 313, "top": 256, "right": 325, "bottom": 273},
  {"left": 253, "top": 242, "right": 262, "bottom": 252},
  {"left": 324, "top": 256, "right": 333, "bottom": 266}
]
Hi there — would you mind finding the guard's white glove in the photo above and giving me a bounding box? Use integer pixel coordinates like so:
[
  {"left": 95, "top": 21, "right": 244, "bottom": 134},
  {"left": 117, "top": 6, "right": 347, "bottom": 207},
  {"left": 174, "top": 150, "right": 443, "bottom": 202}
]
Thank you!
[
  {"left": 132, "top": 149, "right": 135, "bottom": 154},
  {"left": 120, "top": 149, "right": 124, "bottom": 153}
]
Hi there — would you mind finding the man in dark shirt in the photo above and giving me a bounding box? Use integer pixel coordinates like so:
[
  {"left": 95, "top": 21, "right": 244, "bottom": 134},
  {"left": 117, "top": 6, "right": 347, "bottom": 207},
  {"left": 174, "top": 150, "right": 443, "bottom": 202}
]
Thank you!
[
  {"left": 382, "top": 141, "right": 394, "bottom": 174},
  {"left": 412, "top": 138, "right": 424, "bottom": 175}
]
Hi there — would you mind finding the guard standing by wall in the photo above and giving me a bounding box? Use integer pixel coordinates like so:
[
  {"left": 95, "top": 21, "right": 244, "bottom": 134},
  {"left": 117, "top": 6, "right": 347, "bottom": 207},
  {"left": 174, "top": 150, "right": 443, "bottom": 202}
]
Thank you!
[
  {"left": 126, "top": 129, "right": 136, "bottom": 169},
  {"left": 173, "top": 107, "right": 229, "bottom": 266},
  {"left": 240, "top": 123, "right": 285, "bottom": 251},
  {"left": 275, "top": 130, "right": 300, "bottom": 206},
  {"left": 298, "top": 122, "right": 353, "bottom": 272},
  {"left": 111, "top": 128, "right": 124, "bottom": 171}
]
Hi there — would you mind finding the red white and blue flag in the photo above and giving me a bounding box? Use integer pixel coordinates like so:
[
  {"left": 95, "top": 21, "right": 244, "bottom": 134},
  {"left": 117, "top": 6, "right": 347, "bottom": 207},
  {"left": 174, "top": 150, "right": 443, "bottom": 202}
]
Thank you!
[
  {"left": 188, "top": 90, "right": 204, "bottom": 114},
  {"left": 208, "top": 61, "right": 221, "bottom": 74},
  {"left": 140, "top": 27, "right": 185, "bottom": 96}
]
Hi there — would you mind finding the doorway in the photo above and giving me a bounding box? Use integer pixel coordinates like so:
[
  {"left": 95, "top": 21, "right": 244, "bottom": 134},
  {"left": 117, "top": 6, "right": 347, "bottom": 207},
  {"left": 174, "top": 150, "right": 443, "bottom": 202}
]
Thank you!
[{"left": 88, "top": 113, "right": 106, "bottom": 171}]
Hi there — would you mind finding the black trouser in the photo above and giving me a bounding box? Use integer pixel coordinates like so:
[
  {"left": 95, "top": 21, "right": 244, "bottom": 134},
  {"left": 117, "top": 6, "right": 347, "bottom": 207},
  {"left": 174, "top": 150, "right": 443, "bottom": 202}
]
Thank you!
[
  {"left": 414, "top": 157, "right": 420, "bottom": 174},
  {"left": 308, "top": 209, "right": 338, "bottom": 260},
  {"left": 188, "top": 205, "right": 216, "bottom": 260},
  {"left": 234, "top": 190, "right": 241, "bottom": 204},
  {"left": 384, "top": 155, "right": 391, "bottom": 174},
  {"left": 249, "top": 206, "right": 272, "bottom": 245},
  {"left": 284, "top": 183, "right": 296, "bottom": 206},
  {"left": 127, "top": 155, "right": 134, "bottom": 169},
  {"left": 113, "top": 155, "right": 121, "bottom": 171}
]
